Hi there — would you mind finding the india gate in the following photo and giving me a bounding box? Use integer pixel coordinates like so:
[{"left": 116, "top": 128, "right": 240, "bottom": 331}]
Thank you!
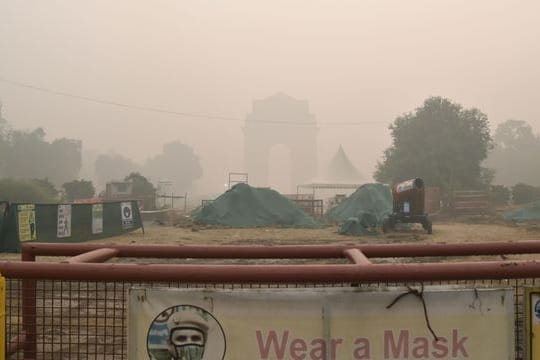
[{"left": 243, "top": 93, "right": 318, "bottom": 191}]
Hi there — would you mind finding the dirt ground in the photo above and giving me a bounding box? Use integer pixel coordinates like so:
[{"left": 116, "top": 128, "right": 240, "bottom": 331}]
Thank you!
[
  {"left": 98, "top": 219, "right": 540, "bottom": 246},
  {"left": 2, "top": 218, "right": 540, "bottom": 262},
  {"left": 3, "top": 218, "right": 539, "bottom": 359}
]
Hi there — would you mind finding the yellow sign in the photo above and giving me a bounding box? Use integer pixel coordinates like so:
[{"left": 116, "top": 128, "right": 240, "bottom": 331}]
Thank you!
[
  {"left": 0, "top": 272, "right": 5, "bottom": 360},
  {"left": 17, "top": 204, "right": 37, "bottom": 242},
  {"left": 525, "top": 287, "right": 540, "bottom": 359},
  {"left": 128, "top": 286, "right": 514, "bottom": 360}
]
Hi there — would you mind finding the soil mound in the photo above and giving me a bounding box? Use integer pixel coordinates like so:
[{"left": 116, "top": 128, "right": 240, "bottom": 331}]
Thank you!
[
  {"left": 338, "top": 215, "right": 378, "bottom": 236},
  {"left": 191, "top": 183, "right": 319, "bottom": 228},
  {"left": 326, "top": 183, "right": 392, "bottom": 228}
]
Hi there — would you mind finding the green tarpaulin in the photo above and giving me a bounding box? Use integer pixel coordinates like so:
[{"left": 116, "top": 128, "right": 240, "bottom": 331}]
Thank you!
[
  {"left": 338, "top": 215, "right": 378, "bottom": 236},
  {"left": 503, "top": 201, "right": 540, "bottom": 222},
  {"left": 191, "top": 183, "right": 319, "bottom": 228},
  {"left": 326, "top": 183, "right": 393, "bottom": 223}
]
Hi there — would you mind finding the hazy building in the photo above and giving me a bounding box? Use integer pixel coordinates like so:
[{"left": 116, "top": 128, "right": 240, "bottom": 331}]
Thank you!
[{"left": 244, "top": 93, "right": 317, "bottom": 191}]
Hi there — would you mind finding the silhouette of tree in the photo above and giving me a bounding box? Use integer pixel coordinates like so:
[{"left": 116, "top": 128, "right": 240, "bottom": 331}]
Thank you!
[{"left": 375, "top": 97, "right": 493, "bottom": 196}]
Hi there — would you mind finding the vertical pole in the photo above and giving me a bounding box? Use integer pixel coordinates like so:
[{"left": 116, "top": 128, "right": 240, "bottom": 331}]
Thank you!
[
  {"left": 184, "top": 193, "right": 187, "bottom": 214},
  {"left": 171, "top": 192, "right": 174, "bottom": 209},
  {"left": 21, "top": 250, "right": 36, "bottom": 359},
  {"left": 0, "top": 271, "right": 5, "bottom": 360}
]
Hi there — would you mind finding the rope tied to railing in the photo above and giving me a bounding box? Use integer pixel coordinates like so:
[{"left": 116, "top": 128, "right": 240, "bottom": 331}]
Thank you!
[{"left": 386, "top": 284, "right": 439, "bottom": 341}]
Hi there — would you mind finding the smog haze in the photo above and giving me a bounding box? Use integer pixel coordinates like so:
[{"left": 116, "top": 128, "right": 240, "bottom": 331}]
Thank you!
[{"left": 1, "top": 0, "right": 539, "bottom": 195}]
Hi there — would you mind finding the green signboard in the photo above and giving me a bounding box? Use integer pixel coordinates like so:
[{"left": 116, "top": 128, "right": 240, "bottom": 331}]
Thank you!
[{"left": 0, "top": 201, "right": 142, "bottom": 253}]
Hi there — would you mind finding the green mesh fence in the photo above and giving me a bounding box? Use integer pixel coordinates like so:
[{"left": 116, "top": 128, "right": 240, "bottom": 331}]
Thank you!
[{"left": 0, "top": 201, "right": 142, "bottom": 252}]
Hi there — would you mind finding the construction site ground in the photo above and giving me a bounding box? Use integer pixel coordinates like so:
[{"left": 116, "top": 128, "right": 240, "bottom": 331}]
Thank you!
[
  {"left": 2, "top": 215, "right": 540, "bottom": 262},
  {"left": 2, "top": 216, "right": 539, "bottom": 359}
]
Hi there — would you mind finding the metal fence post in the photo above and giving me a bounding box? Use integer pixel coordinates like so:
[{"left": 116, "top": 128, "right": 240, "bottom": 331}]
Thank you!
[
  {"left": 21, "top": 250, "right": 36, "bottom": 359},
  {"left": 0, "top": 271, "right": 5, "bottom": 360}
]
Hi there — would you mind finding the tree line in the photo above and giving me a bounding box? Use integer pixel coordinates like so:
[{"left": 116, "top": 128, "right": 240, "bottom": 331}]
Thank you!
[
  {"left": 0, "top": 102, "right": 202, "bottom": 206},
  {"left": 2, "top": 97, "right": 540, "bottom": 206},
  {"left": 374, "top": 96, "right": 540, "bottom": 204}
]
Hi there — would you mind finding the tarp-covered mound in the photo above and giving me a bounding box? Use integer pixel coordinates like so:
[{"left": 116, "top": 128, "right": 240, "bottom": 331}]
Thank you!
[
  {"left": 326, "top": 183, "right": 392, "bottom": 224},
  {"left": 191, "top": 183, "right": 319, "bottom": 228},
  {"left": 503, "top": 201, "right": 540, "bottom": 222},
  {"left": 338, "top": 215, "right": 378, "bottom": 236}
]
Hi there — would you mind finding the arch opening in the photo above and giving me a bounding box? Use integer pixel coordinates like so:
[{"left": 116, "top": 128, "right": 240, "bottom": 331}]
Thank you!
[{"left": 267, "top": 144, "right": 293, "bottom": 194}]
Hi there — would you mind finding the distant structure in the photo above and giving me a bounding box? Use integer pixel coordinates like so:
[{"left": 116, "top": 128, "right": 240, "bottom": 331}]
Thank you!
[
  {"left": 228, "top": 172, "right": 248, "bottom": 189},
  {"left": 244, "top": 93, "right": 317, "bottom": 190},
  {"left": 324, "top": 145, "right": 362, "bottom": 182},
  {"left": 296, "top": 145, "right": 363, "bottom": 211},
  {"left": 104, "top": 180, "right": 160, "bottom": 210},
  {"left": 104, "top": 181, "right": 133, "bottom": 200}
]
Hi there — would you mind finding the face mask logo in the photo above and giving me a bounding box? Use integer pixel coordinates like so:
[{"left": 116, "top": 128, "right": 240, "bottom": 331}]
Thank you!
[
  {"left": 170, "top": 327, "right": 206, "bottom": 360},
  {"left": 147, "top": 304, "right": 226, "bottom": 360}
]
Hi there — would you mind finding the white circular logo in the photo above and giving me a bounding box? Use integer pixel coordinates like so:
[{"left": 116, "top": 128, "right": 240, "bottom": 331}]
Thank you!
[{"left": 147, "top": 305, "right": 226, "bottom": 360}]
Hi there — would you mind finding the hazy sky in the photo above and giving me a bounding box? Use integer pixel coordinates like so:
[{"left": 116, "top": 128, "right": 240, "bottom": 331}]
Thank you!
[{"left": 1, "top": 1, "right": 539, "bottom": 194}]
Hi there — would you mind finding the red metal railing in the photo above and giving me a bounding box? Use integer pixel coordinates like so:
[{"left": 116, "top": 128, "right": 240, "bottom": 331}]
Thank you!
[
  {"left": 3, "top": 240, "right": 540, "bottom": 359},
  {"left": 20, "top": 240, "right": 540, "bottom": 258}
]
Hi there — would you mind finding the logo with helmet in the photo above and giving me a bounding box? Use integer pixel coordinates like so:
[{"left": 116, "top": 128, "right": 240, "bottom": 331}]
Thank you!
[
  {"left": 147, "top": 305, "right": 226, "bottom": 360},
  {"left": 535, "top": 299, "right": 540, "bottom": 320}
]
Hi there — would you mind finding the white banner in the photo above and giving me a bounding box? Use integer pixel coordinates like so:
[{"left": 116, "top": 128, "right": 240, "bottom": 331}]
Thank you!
[
  {"left": 121, "top": 201, "right": 134, "bottom": 229},
  {"left": 57, "top": 204, "right": 72, "bottom": 238},
  {"left": 128, "top": 286, "right": 514, "bottom": 360},
  {"left": 92, "top": 203, "right": 103, "bottom": 234}
]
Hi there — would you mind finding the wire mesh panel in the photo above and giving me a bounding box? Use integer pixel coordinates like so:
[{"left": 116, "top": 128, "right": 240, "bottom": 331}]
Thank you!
[
  {"left": 4, "top": 278, "right": 536, "bottom": 359},
  {"left": 6, "top": 279, "right": 23, "bottom": 359},
  {"left": 7, "top": 280, "right": 128, "bottom": 360}
]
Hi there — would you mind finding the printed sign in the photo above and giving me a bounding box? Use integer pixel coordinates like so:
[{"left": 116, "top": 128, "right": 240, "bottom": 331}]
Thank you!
[
  {"left": 92, "top": 203, "right": 103, "bottom": 234},
  {"left": 121, "top": 202, "right": 134, "bottom": 229},
  {"left": 57, "top": 204, "right": 72, "bottom": 238},
  {"left": 128, "top": 286, "right": 514, "bottom": 360},
  {"left": 17, "top": 204, "right": 37, "bottom": 241},
  {"left": 525, "top": 287, "right": 540, "bottom": 359},
  {"left": 403, "top": 201, "right": 410, "bottom": 213}
]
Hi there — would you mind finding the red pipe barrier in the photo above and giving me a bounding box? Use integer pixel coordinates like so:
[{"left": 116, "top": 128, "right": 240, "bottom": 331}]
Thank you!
[
  {"left": 22, "top": 240, "right": 540, "bottom": 259},
  {"left": 1, "top": 259, "right": 540, "bottom": 283},
  {"left": 63, "top": 248, "right": 119, "bottom": 263},
  {"left": 343, "top": 249, "right": 372, "bottom": 265},
  {"left": 8, "top": 241, "right": 540, "bottom": 358}
]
